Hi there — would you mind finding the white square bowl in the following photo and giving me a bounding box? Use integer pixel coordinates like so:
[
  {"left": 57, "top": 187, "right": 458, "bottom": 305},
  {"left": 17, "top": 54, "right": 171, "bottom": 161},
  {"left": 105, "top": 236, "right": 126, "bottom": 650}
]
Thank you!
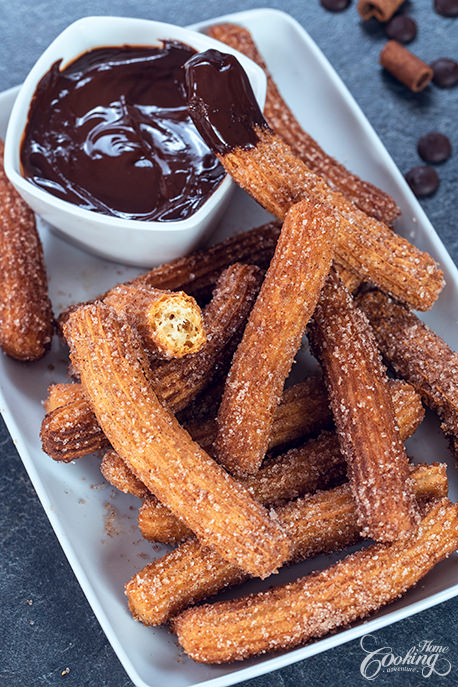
[{"left": 3, "top": 16, "right": 266, "bottom": 266}]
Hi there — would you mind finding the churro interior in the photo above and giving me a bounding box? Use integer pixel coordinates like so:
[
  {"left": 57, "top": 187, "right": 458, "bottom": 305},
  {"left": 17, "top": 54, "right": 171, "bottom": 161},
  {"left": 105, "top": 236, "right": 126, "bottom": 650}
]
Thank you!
[{"left": 147, "top": 293, "right": 206, "bottom": 358}]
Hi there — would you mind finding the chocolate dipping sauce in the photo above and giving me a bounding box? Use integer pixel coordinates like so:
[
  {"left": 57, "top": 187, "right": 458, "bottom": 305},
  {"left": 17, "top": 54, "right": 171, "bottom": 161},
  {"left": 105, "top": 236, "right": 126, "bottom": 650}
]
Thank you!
[
  {"left": 20, "top": 42, "right": 226, "bottom": 222},
  {"left": 185, "top": 49, "right": 268, "bottom": 155}
]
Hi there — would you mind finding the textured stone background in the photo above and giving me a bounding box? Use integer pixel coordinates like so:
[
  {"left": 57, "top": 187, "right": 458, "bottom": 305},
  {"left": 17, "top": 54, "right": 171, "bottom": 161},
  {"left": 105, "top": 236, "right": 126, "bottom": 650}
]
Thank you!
[{"left": 0, "top": 1, "right": 457, "bottom": 686}]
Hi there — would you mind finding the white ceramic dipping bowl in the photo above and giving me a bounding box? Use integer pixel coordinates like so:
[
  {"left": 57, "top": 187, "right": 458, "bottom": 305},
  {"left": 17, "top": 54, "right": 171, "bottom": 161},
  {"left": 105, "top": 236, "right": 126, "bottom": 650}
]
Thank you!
[{"left": 4, "top": 16, "right": 266, "bottom": 266}]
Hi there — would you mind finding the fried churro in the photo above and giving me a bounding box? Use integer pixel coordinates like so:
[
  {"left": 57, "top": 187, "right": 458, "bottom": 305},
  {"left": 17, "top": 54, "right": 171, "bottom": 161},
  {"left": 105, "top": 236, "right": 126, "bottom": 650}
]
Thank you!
[
  {"left": 100, "top": 449, "right": 149, "bottom": 499},
  {"left": 359, "top": 289, "right": 458, "bottom": 450},
  {"left": 43, "top": 383, "right": 85, "bottom": 413},
  {"left": 309, "top": 271, "right": 417, "bottom": 541},
  {"left": 138, "top": 381, "right": 425, "bottom": 545},
  {"left": 185, "top": 50, "right": 443, "bottom": 311},
  {"left": 216, "top": 199, "right": 336, "bottom": 476},
  {"left": 173, "top": 499, "right": 458, "bottom": 663},
  {"left": 208, "top": 23, "right": 400, "bottom": 225},
  {"left": 40, "top": 394, "right": 109, "bottom": 462},
  {"left": 64, "top": 302, "right": 290, "bottom": 578},
  {"left": 126, "top": 463, "right": 447, "bottom": 626},
  {"left": 104, "top": 285, "right": 206, "bottom": 359},
  {"left": 0, "top": 140, "right": 53, "bottom": 360}
]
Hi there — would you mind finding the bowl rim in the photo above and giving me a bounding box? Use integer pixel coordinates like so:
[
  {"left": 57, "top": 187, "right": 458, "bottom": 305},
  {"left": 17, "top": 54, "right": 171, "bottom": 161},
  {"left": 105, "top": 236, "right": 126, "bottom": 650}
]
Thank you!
[{"left": 4, "top": 15, "right": 267, "bottom": 234}]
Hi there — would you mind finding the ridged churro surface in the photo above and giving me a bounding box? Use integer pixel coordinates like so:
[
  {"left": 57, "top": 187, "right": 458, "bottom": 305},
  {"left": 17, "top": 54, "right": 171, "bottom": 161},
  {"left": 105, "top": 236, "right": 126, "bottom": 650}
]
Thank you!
[
  {"left": 173, "top": 499, "right": 458, "bottom": 663},
  {"left": 216, "top": 199, "right": 336, "bottom": 476},
  {"left": 208, "top": 23, "right": 400, "bottom": 225},
  {"left": 309, "top": 271, "right": 418, "bottom": 541},
  {"left": 126, "top": 463, "right": 445, "bottom": 626},
  {"left": 64, "top": 302, "right": 290, "bottom": 578},
  {"left": 0, "top": 140, "right": 53, "bottom": 360}
]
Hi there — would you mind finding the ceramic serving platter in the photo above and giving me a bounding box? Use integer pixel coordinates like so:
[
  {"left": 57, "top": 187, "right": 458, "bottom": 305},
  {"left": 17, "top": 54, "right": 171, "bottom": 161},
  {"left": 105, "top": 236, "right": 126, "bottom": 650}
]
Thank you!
[{"left": 1, "top": 8, "right": 457, "bottom": 687}]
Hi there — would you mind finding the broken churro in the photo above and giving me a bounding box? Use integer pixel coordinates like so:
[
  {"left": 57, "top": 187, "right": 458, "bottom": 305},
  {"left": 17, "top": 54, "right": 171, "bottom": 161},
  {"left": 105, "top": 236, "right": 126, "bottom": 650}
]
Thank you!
[
  {"left": 0, "top": 140, "right": 53, "bottom": 360},
  {"left": 173, "top": 499, "right": 458, "bottom": 663},
  {"left": 208, "top": 22, "right": 400, "bottom": 225},
  {"left": 64, "top": 302, "right": 290, "bottom": 578},
  {"left": 104, "top": 284, "right": 206, "bottom": 359},
  {"left": 126, "top": 463, "right": 447, "bottom": 625},
  {"left": 216, "top": 199, "right": 336, "bottom": 476},
  {"left": 185, "top": 49, "right": 443, "bottom": 311},
  {"left": 359, "top": 289, "right": 458, "bottom": 450},
  {"left": 309, "top": 271, "right": 418, "bottom": 541}
]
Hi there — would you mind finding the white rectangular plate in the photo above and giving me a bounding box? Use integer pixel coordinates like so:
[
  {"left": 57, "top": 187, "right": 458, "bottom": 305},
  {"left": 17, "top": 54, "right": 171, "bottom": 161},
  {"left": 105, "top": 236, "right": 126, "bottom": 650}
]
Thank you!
[{"left": 1, "top": 8, "right": 457, "bottom": 687}]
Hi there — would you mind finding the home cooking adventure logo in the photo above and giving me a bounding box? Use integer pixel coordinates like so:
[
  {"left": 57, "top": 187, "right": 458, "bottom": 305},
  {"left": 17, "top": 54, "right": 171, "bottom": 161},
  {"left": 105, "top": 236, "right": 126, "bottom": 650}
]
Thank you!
[{"left": 359, "top": 634, "right": 453, "bottom": 680}]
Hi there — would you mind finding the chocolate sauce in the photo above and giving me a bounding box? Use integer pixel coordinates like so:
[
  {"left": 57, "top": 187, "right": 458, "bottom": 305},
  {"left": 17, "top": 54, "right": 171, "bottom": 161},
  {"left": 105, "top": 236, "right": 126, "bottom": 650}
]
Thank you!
[
  {"left": 21, "top": 42, "right": 225, "bottom": 222},
  {"left": 184, "top": 49, "right": 268, "bottom": 156}
]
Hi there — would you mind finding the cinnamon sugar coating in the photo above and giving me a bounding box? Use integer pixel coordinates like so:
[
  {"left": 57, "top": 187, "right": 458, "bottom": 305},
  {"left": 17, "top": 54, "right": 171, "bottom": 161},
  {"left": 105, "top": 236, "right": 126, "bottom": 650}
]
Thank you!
[
  {"left": 359, "top": 289, "right": 458, "bottom": 449},
  {"left": 64, "top": 302, "right": 290, "bottom": 578},
  {"left": 126, "top": 463, "right": 447, "bottom": 625},
  {"left": 220, "top": 128, "right": 443, "bottom": 311},
  {"left": 0, "top": 140, "right": 53, "bottom": 360},
  {"left": 43, "top": 383, "right": 85, "bottom": 413},
  {"left": 104, "top": 285, "right": 206, "bottom": 359},
  {"left": 309, "top": 271, "right": 418, "bottom": 541},
  {"left": 138, "top": 381, "right": 425, "bottom": 545},
  {"left": 173, "top": 499, "right": 458, "bottom": 663},
  {"left": 216, "top": 199, "right": 337, "bottom": 476},
  {"left": 208, "top": 23, "right": 400, "bottom": 226},
  {"left": 100, "top": 449, "right": 149, "bottom": 499}
]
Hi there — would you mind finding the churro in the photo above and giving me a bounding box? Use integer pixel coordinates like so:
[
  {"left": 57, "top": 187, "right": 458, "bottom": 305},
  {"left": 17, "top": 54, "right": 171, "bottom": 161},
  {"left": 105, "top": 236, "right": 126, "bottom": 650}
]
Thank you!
[
  {"left": 208, "top": 23, "right": 400, "bottom": 225},
  {"left": 0, "top": 140, "right": 53, "bottom": 360},
  {"left": 104, "top": 285, "right": 206, "bottom": 359},
  {"left": 173, "top": 498, "right": 458, "bottom": 663},
  {"left": 43, "top": 383, "right": 85, "bottom": 413},
  {"left": 100, "top": 449, "right": 149, "bottom": 499},
  {"left": 185, "top": 50, "right": 443, "bottom": 311},
  {"left": 64, "top": 302, "right": 290, "bottom": 578},
  {"left": 126, "top": 463, "right": 447, "bottom": 625},
  {"left": 216, "top": 199, "right": 336, "bottom": 476},
  {"left": 40, "top": 394, "right": 109, "bottom": 462},
  {"left": 359, "top": 289, "right": 458, "bottom": 450},
  {"left": 309, "top": 271, "right": 417, "bottom": 541}
]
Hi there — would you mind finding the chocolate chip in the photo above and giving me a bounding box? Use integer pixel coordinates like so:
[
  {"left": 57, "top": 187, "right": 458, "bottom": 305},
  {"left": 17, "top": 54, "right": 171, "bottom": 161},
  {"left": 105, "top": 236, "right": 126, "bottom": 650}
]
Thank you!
[
  {"left": 386, "top": 16, "right": 417, "bottom": 44},
  {"left": 434, "top": 0, "right": 458, "bottom": 17},
  {"left": 320, "top": 0, "right": 351, "bottom": 11},
  {"left": 405, "top": 166, "right": 439, "bottom": 197},
  {"left": 431, "top": 58, "right": 458, "bottom": 88},
  {"left": 417, "top": 132, "right": 452, "bottom": 164}
]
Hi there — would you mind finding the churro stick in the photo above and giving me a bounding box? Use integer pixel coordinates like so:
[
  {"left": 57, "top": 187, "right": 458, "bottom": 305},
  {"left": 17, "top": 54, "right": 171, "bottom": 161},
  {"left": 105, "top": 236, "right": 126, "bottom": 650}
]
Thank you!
[
  {"left": 173, "top": 498, "right": 458, "bottom": 663},
  {"left": 104, "top": 285, "right": 206, "bottom": 359},
  {"left": 57, "top": 222, "right": 280, "bottom": 330},
  {"left": 0, "top": 140, "right": 53, "bottom": 360},
  {"left": 216, "top": 199, "right": 337, "bottom": 476},
  {"left": 100, "top": 449, "right": 149, "bottom": 499},
  {"left": 40, "top": 395, "right": 109, "bottom": 462},
  {"left": 309, "top": 271, "right": 418, "bottom": 541},
  {"left": 208, "top": 23, "right": 400, "bottom": 226},
  {"left": 64, "top": 302, "right": 291, "bottom": 578},
  {"left": 185, "top": 50, "right": 444, "bottom": 311},
  {"left": 138, "top": 381, "right": 425, "bottom": 545},
  {"left": 359, "top": 290, "right": 458, "bottom": 449},
  {"left": 126, "top": 463, "right": 447, "bottom": 625}
]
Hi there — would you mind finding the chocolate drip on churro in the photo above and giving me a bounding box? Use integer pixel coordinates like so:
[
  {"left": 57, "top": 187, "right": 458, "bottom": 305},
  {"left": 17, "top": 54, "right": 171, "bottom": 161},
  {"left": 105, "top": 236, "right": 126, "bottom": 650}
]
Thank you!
[{"left": 185, "top": 49, "right": 268, "bottom": 154}]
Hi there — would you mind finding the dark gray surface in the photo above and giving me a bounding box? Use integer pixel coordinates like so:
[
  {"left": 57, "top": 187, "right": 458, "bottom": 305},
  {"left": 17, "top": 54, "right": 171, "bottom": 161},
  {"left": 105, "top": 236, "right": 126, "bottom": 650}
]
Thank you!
[{"left": 1, "top": 1, "right": 457, "bottom": 686}]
